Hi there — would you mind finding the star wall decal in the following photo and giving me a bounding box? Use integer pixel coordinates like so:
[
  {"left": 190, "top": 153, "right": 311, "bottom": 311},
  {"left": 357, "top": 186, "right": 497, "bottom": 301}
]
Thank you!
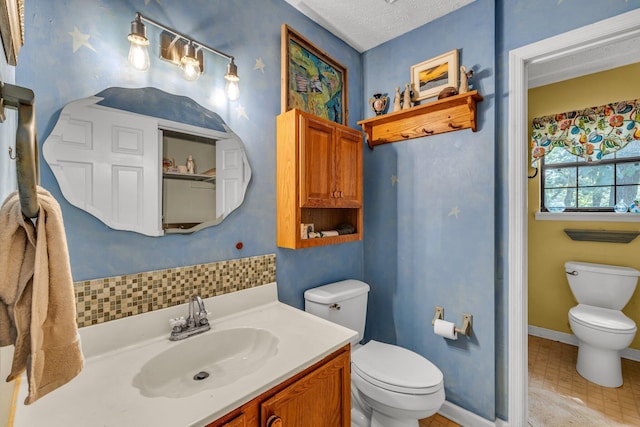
[
  {"left": 236, "top": 105, "right": 249, "bottom": 120},
  {"left": 254, "top": 58, "right": 265, "bottom": 73},
  {"left": 390, "top": 175, "right": 398, "bottom": 186},
  {"left": 448, "top": 206, "right": 461, "bottom": 218},
  {"left": 69, "top": 26, "right": 96, "bottom": 53}
]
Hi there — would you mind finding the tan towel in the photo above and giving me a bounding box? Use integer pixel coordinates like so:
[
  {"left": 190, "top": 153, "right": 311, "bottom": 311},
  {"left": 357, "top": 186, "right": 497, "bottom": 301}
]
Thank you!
[{"left": 0, "top": 187, "right": 83, "bottom": 404}]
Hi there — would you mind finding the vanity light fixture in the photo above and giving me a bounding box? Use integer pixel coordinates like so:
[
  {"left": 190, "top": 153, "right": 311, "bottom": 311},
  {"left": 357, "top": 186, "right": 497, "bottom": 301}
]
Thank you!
[{"left": 127, "top": 12, "right": 240, "bottom": 100}]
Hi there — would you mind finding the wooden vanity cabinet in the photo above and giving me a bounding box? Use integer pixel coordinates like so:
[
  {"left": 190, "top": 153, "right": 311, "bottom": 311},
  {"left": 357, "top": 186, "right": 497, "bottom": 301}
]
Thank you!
[
  {"left": 206, "top": 345, "right": 351, "bottom": 427},
  {"left": 277, "top": 109, "right": 363, "bottom": 249}
]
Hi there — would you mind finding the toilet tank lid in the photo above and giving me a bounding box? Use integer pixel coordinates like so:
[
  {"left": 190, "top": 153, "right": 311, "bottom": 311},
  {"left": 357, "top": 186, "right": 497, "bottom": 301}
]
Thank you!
[
  {"left": 565, "top": 261, "right": 640, "bottom": 277},
  {"left": 304, "top": 279, "right": 370, "bottom": 304}
]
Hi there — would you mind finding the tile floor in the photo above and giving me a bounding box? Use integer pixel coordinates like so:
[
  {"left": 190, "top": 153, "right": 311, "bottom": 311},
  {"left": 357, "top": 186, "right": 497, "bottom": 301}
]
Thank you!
[
  {"left": 419, "top": 413, "right": 461, "bottom": 426},
  {"left": 529, "top": 335, "right": 640, "bottom": 426}
]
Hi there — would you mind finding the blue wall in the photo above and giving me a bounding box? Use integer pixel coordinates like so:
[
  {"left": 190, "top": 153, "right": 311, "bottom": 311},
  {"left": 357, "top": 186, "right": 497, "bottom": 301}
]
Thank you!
[
  {"left": 16, "top": 0, "right": 364, "bottom": 312},
  {"left": 362, "top": 0, "right": 496, "bottom": 419},
  {"left": 12, "top": 0, "right": 640, "bottom": 423}
]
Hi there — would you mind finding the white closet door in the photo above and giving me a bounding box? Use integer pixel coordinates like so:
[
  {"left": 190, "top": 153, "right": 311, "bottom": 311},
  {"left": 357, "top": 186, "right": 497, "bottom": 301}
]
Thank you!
[
  {"left": 216, "top": 138, "right": 248, "bottom": 219},
  {"left": 43, "top": 97, "right": 162, "bottom": 236}
]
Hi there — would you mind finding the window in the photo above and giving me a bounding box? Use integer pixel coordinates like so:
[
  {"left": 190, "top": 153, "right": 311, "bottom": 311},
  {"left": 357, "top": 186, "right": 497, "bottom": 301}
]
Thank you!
[{"left": 541, "top": 140, "right": 640, "bottom": 211}]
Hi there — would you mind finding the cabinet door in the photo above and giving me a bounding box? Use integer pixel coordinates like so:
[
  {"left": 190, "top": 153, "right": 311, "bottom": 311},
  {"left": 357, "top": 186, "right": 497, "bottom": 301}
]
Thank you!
[
  {"left": 334, "top": 128, "right": 362, "bottom": 208},
  {"left": 221, "top": 413, "right": 247, "bottom": 427},
  {"left": 260, "top": 351, "right": 350, "bottom": 427},
  {"left": 299, "top": 115, "right": 336, "bottom": 208}
]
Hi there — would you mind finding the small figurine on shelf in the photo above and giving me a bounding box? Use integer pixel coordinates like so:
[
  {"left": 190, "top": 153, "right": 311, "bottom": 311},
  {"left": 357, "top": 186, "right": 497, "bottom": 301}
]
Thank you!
[
  {"left": 393, "top": 87, "right": 402, "bottom": 112},
  {"left": 459, "top": 65, "right": 474, "bottom": 94},
  {"left": 186, "top": 155, "right": 195, "bottom": 174},
  {"left": 402, "top": 83, "right": 412, "bottom": 110}
]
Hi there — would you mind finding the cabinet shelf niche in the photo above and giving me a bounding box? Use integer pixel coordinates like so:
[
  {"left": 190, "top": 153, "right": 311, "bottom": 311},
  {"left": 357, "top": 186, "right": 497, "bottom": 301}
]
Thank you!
[{"left": 358, "top": 90, "right": 483, "bottom": 149}]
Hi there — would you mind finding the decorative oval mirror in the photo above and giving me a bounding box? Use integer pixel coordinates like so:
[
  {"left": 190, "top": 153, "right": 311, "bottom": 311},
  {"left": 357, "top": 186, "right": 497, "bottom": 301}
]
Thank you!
[{"left": 43, "top": 87, "right": 251, "bottom": 236}]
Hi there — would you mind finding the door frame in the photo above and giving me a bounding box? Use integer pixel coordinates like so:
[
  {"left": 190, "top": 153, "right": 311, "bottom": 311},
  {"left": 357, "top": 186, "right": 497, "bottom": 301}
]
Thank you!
[{"left": 507, "top": 8, "right": 640, "bottom": 424}]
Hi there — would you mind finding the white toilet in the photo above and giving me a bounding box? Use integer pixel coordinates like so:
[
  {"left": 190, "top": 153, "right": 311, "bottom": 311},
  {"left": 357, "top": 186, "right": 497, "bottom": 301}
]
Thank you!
[
  {"left": 565, "top": 261, "right": 640, "bottom": 387},
  {"left": 304, "top": 279, "right": 445, "bottom": 427}
]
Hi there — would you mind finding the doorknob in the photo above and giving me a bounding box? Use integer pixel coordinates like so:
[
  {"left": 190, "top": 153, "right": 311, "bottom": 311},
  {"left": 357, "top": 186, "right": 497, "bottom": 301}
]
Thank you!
[{"left": 266, "top": 415, "right": 282, "bottom": 427}]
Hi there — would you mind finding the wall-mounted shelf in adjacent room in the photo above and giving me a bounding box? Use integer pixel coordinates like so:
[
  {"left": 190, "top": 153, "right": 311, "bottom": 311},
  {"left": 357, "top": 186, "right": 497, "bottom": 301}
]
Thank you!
[
  {"left": 564, "top": 229, "right": 640, "bottom": 243},
  {"left": 357, "top": 90, "right": 483, "bottom": 149}
]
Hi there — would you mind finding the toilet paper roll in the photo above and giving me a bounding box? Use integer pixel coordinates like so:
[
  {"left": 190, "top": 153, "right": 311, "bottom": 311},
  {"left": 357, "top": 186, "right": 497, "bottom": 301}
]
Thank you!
[{"left": 434, "top": 319, "right": 458, "bottom": 340}]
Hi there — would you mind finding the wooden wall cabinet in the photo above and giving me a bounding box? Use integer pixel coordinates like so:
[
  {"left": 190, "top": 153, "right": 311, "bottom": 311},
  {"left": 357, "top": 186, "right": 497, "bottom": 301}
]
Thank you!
[
  {"left": 277, "top": 109, "right": 363, "bottom": 249},
  {"left": 207, "top": 345, "right": 351, "bottom": 427}
]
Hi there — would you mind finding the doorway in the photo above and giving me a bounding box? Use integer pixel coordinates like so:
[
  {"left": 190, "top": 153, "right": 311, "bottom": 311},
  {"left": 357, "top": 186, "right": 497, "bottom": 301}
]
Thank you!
[{"left": 507, "top": 8, "right": 640, "bottom": 425}]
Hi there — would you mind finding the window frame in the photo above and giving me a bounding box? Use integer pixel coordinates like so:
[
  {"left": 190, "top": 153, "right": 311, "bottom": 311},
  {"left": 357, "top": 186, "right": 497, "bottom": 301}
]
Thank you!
[{"left": 540, "top": 152, "right": 640, "bottom": 212}]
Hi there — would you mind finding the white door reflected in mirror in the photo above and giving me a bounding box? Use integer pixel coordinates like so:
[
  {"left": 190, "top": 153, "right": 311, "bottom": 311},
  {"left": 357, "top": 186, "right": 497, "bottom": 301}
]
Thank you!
[{"left": 42, "top": 87, "right": 252, "bottom": 236}]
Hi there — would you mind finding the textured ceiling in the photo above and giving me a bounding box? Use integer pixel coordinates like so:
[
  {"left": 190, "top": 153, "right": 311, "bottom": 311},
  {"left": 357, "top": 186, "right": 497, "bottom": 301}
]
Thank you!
[{"left": 283, "top": 0, "right": 476, "bottom": 52}]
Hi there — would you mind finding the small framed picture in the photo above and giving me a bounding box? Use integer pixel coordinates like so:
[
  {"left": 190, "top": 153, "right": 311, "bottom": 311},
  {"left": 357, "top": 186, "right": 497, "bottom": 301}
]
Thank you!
[{"left": 411, "top": 49, "right": 458, "bottom": 102}]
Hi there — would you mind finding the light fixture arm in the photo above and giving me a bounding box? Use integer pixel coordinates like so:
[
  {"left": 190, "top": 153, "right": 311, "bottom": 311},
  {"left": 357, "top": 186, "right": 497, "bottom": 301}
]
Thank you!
[{"left": 135, "top": 12, "right": 234, "bottom": 63}]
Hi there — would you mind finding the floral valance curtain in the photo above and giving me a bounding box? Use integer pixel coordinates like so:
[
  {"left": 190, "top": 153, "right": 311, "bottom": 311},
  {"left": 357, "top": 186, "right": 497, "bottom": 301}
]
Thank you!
[{"left": 531, "top": 98, "right": 640, "bottom": 167}]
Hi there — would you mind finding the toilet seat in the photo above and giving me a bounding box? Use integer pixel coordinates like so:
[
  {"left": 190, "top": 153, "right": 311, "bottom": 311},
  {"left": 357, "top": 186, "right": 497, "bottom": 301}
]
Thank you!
[
  {"left": 569, "top": 304, "right": 636, "bottom": 334},
  {"left": 351, "top": 340, "right": 443, "bottom": 394}
]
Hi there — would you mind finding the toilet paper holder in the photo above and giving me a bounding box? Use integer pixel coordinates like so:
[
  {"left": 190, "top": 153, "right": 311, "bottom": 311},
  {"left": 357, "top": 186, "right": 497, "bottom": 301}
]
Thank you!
[{"left": 432, "top": 306, "right": 473, "bottom": 336}]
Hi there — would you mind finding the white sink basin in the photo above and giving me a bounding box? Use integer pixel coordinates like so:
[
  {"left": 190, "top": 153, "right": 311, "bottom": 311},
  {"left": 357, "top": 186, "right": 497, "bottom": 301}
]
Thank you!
[{"left": 134, "top": 327, "right": 279, "bottom": 398}]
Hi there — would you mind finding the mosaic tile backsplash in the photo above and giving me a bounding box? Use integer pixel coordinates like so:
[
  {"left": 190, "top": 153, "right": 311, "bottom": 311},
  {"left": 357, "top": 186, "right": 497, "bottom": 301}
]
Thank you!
[{"left": 74, "top": 254, "right": 276, "bottom": 328}]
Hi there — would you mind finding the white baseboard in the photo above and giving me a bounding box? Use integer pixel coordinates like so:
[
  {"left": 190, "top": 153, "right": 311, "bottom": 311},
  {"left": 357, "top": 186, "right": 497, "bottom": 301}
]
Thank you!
[
  {"left": 528, "top": 325, "right": 640, "bottom": 362},
  {"left": 439, "top": 400, "right": 507, "bottom": 427}
]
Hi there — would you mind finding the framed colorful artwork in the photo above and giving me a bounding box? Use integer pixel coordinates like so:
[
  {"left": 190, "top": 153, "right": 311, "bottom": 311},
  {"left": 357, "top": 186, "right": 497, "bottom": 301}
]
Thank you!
[
  {"left": 281, "top": 24, "right": 348, "bottom": 125},
  {"left": 411, "top": 49, "right": 458, "bottom": 101}
]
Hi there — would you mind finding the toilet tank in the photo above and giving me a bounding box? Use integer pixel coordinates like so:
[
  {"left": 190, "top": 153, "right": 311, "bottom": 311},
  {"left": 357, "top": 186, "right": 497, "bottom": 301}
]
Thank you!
[
  {"left": 304, "top": 279, "right": 370, "bottom": 345},
  {"left": 565, "top": 261, "right": 640, "bottom": 309}
]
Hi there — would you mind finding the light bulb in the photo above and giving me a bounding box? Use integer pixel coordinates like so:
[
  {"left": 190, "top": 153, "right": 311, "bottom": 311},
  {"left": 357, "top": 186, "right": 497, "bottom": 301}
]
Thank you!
[
  {"left": 225, "top": 80, "right": 240, "bottom": 101},
  {"left": 128, "top": 15, "right": 150, "bottom": 71},
  {"left": 179, "top": 57, "right": 201, "bottom": 81},
  {"left": 179, "top": 42, "right": 201, "bottom": 81},
  {"left": 128, "top": 41, "right": 150, "bottom": 71},
  {"left": 224, "top": 59, "right": 240, "bottom": 101}
]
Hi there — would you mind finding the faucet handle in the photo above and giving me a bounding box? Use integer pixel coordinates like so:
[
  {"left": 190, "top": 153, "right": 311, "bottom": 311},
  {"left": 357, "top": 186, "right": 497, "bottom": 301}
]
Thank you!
[{"left": 169, "top": 316, "right": 186, "bottom": 331}]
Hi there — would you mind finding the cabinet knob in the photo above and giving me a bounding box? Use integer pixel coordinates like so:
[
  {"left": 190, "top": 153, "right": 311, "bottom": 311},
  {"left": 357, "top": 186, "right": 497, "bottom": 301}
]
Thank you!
[{"left": 266, "top": 415, "right": 282, "bottom": 427}]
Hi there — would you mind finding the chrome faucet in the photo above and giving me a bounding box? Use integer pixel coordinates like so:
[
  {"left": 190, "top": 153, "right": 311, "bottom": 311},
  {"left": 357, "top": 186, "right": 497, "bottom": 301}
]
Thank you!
[{"left": 169, "top": 294, "right": 211, "bottom": 341}]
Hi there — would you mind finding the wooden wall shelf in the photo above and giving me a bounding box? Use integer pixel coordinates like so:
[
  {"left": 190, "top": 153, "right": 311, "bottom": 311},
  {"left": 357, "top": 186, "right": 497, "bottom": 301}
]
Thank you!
[{"left": 357, "top": 90, "right": 483, "bottom": 149}]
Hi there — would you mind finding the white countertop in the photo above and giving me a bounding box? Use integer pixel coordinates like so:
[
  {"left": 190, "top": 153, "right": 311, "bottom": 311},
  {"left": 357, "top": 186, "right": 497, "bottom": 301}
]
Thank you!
[{"left": 12, "top": 283, "right": 356, "bottom": 427}]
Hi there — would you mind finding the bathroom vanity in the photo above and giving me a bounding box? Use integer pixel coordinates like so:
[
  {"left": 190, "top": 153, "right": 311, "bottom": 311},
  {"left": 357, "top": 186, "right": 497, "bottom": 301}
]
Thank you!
[
  {"left": 209, "top": 345, "right": 350, "bottom": 426},
  {"left": 11, "top": 283, "right": 355, "bottom": 426}
]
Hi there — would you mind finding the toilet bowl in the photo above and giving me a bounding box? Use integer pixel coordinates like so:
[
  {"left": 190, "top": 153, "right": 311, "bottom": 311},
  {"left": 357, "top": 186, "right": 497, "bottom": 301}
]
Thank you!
[
  {"left": 565, "top": 261, "right": 640, "bottom": 387},
  {"left": 304, "top": 280, "right": 445, "bottom": 427},
  {"left": 351, "top": 340, "right": 444, "bottom": 427},
  {"left": 569, "top": 304, "right": 636, "bottom": 387}
]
